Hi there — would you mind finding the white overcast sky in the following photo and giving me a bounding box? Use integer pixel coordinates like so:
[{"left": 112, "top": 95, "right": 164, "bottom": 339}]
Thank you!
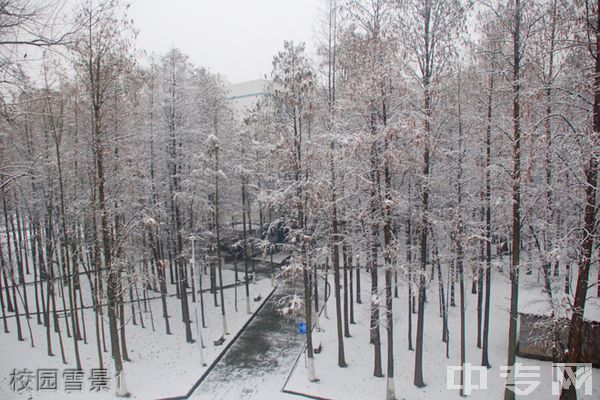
[{"left": 128, "top": 0, "right": 321, "bottom": 83}]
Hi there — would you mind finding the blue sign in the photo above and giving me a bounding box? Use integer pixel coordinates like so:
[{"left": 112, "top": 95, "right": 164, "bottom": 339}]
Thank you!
[{"left": 298, "top": 322, "right": 306, "bottom": 335}]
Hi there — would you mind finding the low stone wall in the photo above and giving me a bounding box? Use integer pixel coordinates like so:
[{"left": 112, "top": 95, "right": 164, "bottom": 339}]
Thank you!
[{"left": 517, "top": 312, "right": 600, "bottom": 367}]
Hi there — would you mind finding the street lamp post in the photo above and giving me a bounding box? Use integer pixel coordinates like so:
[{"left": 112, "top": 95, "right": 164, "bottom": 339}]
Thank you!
[{"left": 190, "top": 235, "right": 206, "bottom": 366}]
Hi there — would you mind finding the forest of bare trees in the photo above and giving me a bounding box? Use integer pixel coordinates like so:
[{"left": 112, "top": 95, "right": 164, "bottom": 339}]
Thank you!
[{"left": 0, "top": 0, "right": 598, "bottom": 399}]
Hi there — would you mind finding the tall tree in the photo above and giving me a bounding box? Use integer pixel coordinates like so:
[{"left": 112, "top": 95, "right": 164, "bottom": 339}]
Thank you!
[
  {"left": 397, "top": 0, "right": 467, "bottom": 387},
  {"left": 560, "top": 1, "right": 600, "bottom": 398},
  {"left": 505, "top": 1, "right": 523, "bottom": 398},
  {"left": 322, "top": 0, "right": 348, "bottom": 368},
  {"left": 270, "top": 41, "right": 318, "bottom": 381},
  {"left": 71, "top": 0, "right": 135, "bottom": 395}
]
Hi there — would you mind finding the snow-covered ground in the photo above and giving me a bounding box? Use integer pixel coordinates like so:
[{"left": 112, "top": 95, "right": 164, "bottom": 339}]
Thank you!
[
  {"left": 1, "top": 267, "right": 274, "bottom": 400},
  {"left": 3, "top": 253, "right": 599, "bottom": 400},
  {"left": 284, "top": 260, "right": 600, "bottom": 400}
]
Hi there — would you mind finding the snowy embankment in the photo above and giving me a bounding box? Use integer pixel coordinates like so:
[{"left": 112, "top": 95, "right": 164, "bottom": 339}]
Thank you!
[
  {"left": 0, "top": 268, "right": 274, "bottom": 400},
  {"left": 284, "top": 260, "right": 600, "bottom": 400}
]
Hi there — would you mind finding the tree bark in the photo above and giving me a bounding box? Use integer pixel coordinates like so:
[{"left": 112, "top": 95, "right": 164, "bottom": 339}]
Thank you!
[
  {"left": 505, "top": 2, "right": 522, "bottom": 398},
  {"left": 560, "top": 3, "right": 600, "bottom": 398}
]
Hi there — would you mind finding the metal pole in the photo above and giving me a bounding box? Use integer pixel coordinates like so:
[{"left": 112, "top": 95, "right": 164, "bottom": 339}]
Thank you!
[{"left": 190, "top": 236, "right": 206, "bottom": 366}]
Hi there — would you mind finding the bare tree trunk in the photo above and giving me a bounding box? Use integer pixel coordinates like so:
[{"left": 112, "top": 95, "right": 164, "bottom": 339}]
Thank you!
[
  {"left": 2, "top": 186, "right": 24, "bottom": 345},
  {"left": 560, "top": 3, "right": 600, "bottom": 398},
  {"left": 349, "top": 248, "right": 355, "bottom": 324},
  {"left": 432, "top": 232, "right": 448, "bottom": 346},
  {"left": 414, "top": 87, "right": 432, "bottom": 388},
  {"left": 43, "top": 253, "right": 53, "bottom": 356},
  {"left": 382, "top": 119, "right": 396, "bottom": 399},
  {"left": 542, "top": 0, "right": 558, "bottom": 296},
  {"left": 369, "top": 113, "right": 383, "bottom": 378},
  {"left": 75, "top": 239, "right": 87, "bottom": 345},
  {"left": 385, "top": 266, "right": 395, "bottom": 399},
  {"left": 242, "top": 175, "right": 251, "bottom": 315},
  {"left": 89, "top": 189, "right": 104, "bottom": 369},
  {"left": 303, "top": 242, "right": 317, "bottom": 381},
  {"left": 150, "top": 229, "right": 171, "bottom": 335},
  {"left": 331, "top": 175, "right": 347, "bottom": 366},
  {"left": 54, "top": 130, "right": 82, "bottom": 368},
  {"left": 0, "top": 255, "right": 8, "bottom": 333},
  {"left": 505, "top": 2, "right": 522, "bottom": 398},
  {"left": 50, "top": 262, "right": 67, "bottom": 364},
  {"left": 31, "top": 219, "right": 42, "bottom": 326},
  {"left": 356, "top": 253, "right": 362, "bottom": 304},
  {"left": 13, "top": 208, "right": 30, "bottom": 320},
  {"left": 8, "top": 259, "right": 24, "bottom": 343},
  {"left": 458, "top": 239, "right": 466, "bottom": 397},
  {"left": 2, "top": 258, "right": 13, "bottom": 313},
  {"left": 406, "top": 218, "right": 414, "bottom": 351},
  {"left": 119, "top": 282, "right": 130, "bottom": 362},
  {"left": 214, "top": 145, "right": 228, "bottom": 337},
  {"left": 477, "top": 236, "right": 484, "bottom": 349},
  {"left": 455, "top": 78, "right": 467, "bottom": 396},
  {"left": 482, "top": 72, "right": 494, "bottom": 369},
  {"left": 95, "top": 107, "right": 127, "bottom": 395},
  {"left": 342, "top": 240, "right": 350, "bottom": 338},
  {"left": 0, "top": 241, "right": 13, "bottom": 336}
]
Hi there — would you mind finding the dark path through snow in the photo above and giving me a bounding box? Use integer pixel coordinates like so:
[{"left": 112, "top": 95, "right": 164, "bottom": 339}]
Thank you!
[{"left": 190, "top": 283, "right": 306, "bottom": 400}]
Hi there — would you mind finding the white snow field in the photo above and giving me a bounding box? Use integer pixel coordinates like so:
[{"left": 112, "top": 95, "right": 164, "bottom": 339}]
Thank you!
[
  {"left": 284, "top": 259, "right": 600, "bottom": 400},
  {"left": 2, "top": 255, "right": 599, "bottom": 400},
  {"left": 0, "top": 266, "right": 274, "bottom": 400}
]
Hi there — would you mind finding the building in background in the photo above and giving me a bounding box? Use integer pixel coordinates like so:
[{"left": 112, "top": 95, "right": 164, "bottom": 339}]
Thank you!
[{"left": 228, "top": 79, "right": 269, "bottom": 116}]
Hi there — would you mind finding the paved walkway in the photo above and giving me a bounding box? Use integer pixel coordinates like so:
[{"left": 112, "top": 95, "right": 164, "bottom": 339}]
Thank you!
[{"left": 190, "top": 284, "right": 305, "bottom": 400}]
